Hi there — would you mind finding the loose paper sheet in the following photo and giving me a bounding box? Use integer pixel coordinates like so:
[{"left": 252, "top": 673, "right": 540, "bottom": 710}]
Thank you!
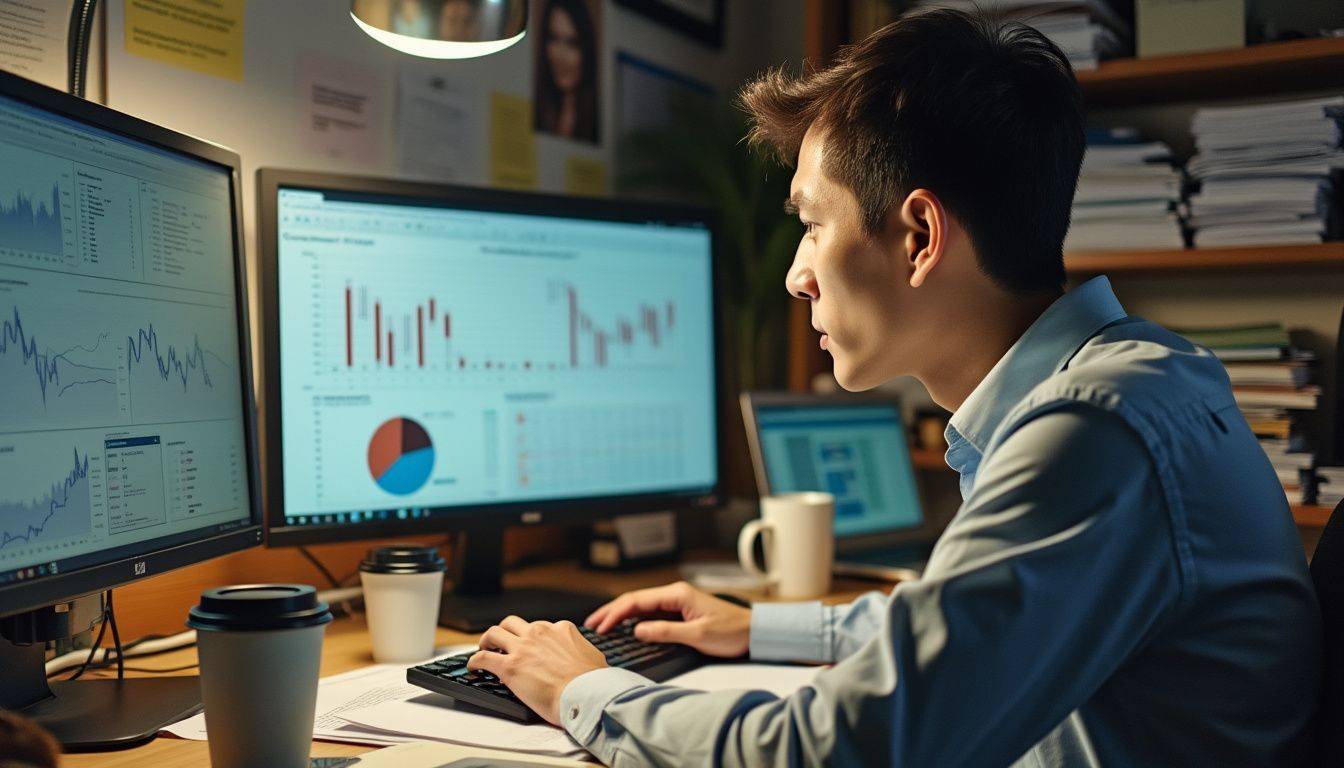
[
  {"left": 396, "top": 68, "right": 469, "bottom": 182},
  {"left": 123, "top": 0, "right": 246, "bottom": 81},
  {"left": 298, "top": 52, "right": 382, "bottom": 164},
  {"left": 0, "top": 0, "right": 68, "bottom": 89}
]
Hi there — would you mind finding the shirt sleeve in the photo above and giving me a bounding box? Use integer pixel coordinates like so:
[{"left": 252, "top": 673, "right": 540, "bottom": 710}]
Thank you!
[
  {"left": 750, "top": 591, "right": 894, "bottom": 664},
  {"left": 558, "top": 405, "right": 1184, "bottom": 767}
]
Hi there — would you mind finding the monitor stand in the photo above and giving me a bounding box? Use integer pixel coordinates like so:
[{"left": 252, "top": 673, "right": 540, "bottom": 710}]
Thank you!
[
  {"left": 438, "top": 526, "right": 609, "bottom": 632},
  {"left": 0, "top": 616, "right": 201, "bottom": 752}
]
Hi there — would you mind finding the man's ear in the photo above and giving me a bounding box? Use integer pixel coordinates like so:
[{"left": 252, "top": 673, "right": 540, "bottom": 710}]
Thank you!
[{"left": 896, "top": 189, "right": 946, "bottom": 289}]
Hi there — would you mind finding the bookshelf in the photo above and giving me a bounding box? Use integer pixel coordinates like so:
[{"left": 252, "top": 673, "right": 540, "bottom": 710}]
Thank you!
[
  {"left": 910, "top": 446, "right": 947, "bottom": 472},
  {"left": 1078, "top": 37, "right": 1344, "bottom": 107},
  {"left": 1065, "top": 242, "right": 1344, "bottom": 275},
  {"left": 1293, "top": 504, "right": 1335, "bottom": 528}
]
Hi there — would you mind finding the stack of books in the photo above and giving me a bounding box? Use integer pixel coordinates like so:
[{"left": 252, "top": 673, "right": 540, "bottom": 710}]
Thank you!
[
  {"left": 911, "top": 0, "right": 1130, "bottom": 70},
  {"left": 1065, "top": 130, "right": 1184, "bottom": 252},
  {"left": 1175, "top": 322, "right": 1318, "bottom": 504},
  {"left": 1315, "top": 467, "right": 1344, "bottom": 511},
  {"left": 1186, "top": 96, "right": 1344, "bottom": 248}
]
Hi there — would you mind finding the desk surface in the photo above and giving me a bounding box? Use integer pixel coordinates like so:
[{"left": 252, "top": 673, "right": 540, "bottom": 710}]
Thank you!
[{"left": 63, "top": 557, "right": 887, "bottom": 767}]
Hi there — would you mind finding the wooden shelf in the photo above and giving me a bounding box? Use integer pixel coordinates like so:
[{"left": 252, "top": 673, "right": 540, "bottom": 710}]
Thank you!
[
  {"left": 910, "top": 446, "right": 949, "bottom": 472},
  {"left": 1065, "top": 242, "right": 1344, "bottom": 275},
  {"left": 1293, "top": 504, "right": 1334, "bottom": 528},
  {"left": 1078, "top": 37, "right": 1344, "bottom": 107}
]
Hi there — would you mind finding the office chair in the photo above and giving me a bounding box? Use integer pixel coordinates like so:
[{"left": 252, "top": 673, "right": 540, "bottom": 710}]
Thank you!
[{"left": 1309, "top": 498, "right": 1344, "bottom": 764}]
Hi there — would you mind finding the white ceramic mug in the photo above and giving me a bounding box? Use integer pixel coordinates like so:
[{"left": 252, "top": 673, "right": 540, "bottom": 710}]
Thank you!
[{"left": 737, "top": 492, "right": 835, "bottom": 599}]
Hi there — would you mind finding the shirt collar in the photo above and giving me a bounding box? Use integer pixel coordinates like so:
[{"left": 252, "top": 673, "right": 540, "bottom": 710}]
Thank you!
[{"left": 944, "top": 276, "right": 1128, "bottom": 467}]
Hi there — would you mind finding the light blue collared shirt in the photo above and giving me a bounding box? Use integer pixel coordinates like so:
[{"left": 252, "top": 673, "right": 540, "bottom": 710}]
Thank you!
[{"left": 559, "top": 277, "right": 1322, "bottom": 766}]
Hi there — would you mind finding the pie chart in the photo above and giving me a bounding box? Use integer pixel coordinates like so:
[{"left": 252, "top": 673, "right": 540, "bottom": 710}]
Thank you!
[{"left": 367, "top": 417, "right": 435, "bottom": 496}]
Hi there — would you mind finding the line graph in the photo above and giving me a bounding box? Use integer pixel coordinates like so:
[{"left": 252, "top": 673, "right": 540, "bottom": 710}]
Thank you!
[
  {"left": 127, "top": 325, "right": 215, "bottom": 391},
  {"left": 0, "top": 305, "right": 119, "bottom": 428},
  {"left": 0, "top": 447, "right": 92, "bottom": 552}
]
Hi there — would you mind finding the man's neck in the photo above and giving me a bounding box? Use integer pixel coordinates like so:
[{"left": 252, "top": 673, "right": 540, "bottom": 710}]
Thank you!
[{"left": 920, "top": 290, "right": 1061, "bottom": 413}]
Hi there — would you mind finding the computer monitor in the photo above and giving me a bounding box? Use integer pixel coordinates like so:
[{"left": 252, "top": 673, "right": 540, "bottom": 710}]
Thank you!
[
  {"left": 256, "top": 169, "right": 722, "bottom": 628},
  {"left": 0, "top": 71, "right": 262, "bottom": 748}
]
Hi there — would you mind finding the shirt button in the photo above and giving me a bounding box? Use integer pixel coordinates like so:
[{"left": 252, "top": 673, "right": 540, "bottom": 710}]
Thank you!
[{"left": 570, "top": 707, "right": 580, "bottom": 720}]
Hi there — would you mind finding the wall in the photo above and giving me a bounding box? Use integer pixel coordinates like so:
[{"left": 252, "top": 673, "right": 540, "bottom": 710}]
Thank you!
[{"left": 74, "top": 0, "right": 804, "bottom": 639}]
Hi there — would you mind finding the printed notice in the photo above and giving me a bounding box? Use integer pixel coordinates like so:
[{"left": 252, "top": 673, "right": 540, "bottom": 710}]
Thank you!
[
  {"left": 0, "top": 0, "right": 67, "bottom": 90},
  {"left": 298, "top": 52, "right": 382, "bottom": 164},
  {"left": 396, "top": 67, "right": 468, "bottom": 181},
  {"left": 489, "top": 91, "right": 537, "bottom": 190},
  {"left": 123, "top": 0, "right": 246, "bottom": 81}
]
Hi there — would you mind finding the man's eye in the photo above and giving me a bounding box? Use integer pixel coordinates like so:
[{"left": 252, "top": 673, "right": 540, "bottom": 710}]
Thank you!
[{"left": 802, "top": 221, "right": 817, "bottom": 234}]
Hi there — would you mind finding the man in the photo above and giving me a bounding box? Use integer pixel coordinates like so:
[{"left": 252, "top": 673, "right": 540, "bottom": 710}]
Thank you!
[{"left": 466, "top": 9, "right": 1322, "bottom": 766}]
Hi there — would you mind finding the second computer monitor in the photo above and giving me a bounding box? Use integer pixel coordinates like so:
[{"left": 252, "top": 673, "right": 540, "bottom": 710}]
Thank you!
[{"left": 258, "top": 170, "right": 722, "bottom": 546}]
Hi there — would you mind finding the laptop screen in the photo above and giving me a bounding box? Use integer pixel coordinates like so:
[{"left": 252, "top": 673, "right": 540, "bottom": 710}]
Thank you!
[{"left": 754, "top": 403, "right": 923, "bottom": 538}]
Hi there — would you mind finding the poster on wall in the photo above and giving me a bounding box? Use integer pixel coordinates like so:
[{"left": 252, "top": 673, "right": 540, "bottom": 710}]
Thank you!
[
  {"left": 615, "top": 51, "right": 713, "bottom": 199},
  {"left": 396, "top": 67, "right": 470, "bottom": 182},
  {"left": 615, "top": 0, "right": 723, "bottom": 48},
  {"left": 532, "top": 0, "right": 601, "bottom": 145},
  {"left": 0, "top": 0, "right": 69, "bottom": 90}
]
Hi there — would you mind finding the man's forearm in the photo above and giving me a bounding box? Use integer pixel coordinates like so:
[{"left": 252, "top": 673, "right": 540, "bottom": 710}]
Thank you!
[{"left": 750, "top": 591, "right": 891, "bottom": 664}]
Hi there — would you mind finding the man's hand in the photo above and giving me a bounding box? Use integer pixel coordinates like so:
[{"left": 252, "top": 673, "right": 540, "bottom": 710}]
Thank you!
[
  {"left": 585, "top": 581, "right": 752, "bottom": 658},
  {"left": 468, "top": 616, "right": 607, "bottom": 725}
]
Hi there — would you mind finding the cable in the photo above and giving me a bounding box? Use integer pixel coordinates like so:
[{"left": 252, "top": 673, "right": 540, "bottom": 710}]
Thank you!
[
  {"left": 298, "top": 546, "right": 341, "bottom": 589},
  {"left": 120, "top": 662, "right": 199, "bottom": 674},
  {"left": 65, "top": 0, "right": 100, "bottom": 98},
  {"left": 106, "top": 589, "right": 124, "bottom": 679},
  {"left": 64, "top": 591, "right": 108, "bottom": 682},
  {"left": 43, "top": 585, "right": 366, "bottom": 677}
]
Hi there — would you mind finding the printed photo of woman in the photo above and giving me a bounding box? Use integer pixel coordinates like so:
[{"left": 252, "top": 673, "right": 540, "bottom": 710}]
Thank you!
[{"left": 533, "top": 0, "right": 601, "bottom": 144}]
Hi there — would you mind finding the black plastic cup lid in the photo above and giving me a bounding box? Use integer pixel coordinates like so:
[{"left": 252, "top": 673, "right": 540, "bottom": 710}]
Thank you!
[
  {"left": 359, "top": 544, "right": 446, "bottom": 575},
  {"left": 187, "top": 584, "right": 333, "bottom": 632}
]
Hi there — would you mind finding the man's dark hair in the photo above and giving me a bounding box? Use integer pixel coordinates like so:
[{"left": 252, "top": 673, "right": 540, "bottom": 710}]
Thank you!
[{"left": 739, "top": 9, "right": 1084, "bottom": 294}]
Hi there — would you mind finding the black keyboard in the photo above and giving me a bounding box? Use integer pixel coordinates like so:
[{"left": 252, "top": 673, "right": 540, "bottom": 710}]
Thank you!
[{"left": 406, "top": 620, "right": 705, "bottom": 723}]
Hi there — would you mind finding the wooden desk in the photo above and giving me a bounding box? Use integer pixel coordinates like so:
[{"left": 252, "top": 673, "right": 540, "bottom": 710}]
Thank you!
[{"left": 63, "top": 558, "right": 886, "bottom": 767}]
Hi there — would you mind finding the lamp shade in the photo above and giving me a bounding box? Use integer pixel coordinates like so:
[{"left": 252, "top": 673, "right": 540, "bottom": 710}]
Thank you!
[{"left": 351, "top": 0, "right": 527, "bottom": 59}]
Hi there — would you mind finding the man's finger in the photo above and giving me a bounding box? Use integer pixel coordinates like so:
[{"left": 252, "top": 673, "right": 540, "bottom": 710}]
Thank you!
[
  {"left": 479, "top": 625, "right": 519, "bottom": 654},
  {"left": 633, "top": 619, "right": 697, "bottom": 646},
  {"left": 467, "top": 649, "right": 506, "bottom": 675},
  {"left": 499, "top": 615, "right": 529, "bottom": 634},
  {"left": 595, "top": 584, "right": 689, "bottom": 634}
]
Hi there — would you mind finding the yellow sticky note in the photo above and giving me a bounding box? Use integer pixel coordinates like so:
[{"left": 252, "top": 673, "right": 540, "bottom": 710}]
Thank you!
[
  {"left": 124, "top": 0, "right": 246, "bottom": 81},
  {"left": 565, "top": 156, "right": 607, "bottom": 197},
  {"left": 490, "top": 92, "right": 537, "bottom": 190}
]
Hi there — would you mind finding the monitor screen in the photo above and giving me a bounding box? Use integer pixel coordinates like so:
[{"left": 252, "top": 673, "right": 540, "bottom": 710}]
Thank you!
[
  {"left": 272, "top": 185, "right": 718, "bottom": 530},
  {"left": 754, "top": 403, "right": 923, "bottom": 537},
  {"left": 0, "top": 91, "right": 252, "bottom": 587}
]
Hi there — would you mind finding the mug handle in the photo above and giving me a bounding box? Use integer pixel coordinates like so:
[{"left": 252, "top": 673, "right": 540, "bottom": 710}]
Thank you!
[{"left": 737, "top": 519, "right": 776, "bottom": 583}]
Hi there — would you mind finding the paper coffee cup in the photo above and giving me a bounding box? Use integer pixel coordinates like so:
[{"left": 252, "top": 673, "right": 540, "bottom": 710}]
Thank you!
[
  {"left": 188, "top": 584, "right": 332, "bottom": 768},
  {"left": 359, "top": 544, "right": 446, "bottom": 663}
]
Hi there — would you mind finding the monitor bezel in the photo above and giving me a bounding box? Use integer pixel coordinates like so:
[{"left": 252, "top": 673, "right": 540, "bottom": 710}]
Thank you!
[
  {"left": 0, "top": 71, "right": 264, "bottom": 619},
  {"left": 256, "top": 168, "right": 726, "bottom": 547},
  {"left": 740, "top": 390, "right": 943, "bottom": 552}
]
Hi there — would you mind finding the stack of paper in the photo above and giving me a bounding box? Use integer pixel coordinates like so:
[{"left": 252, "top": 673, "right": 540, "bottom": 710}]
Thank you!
[
  {"left": 163, "top": 654, "right": 822, "bottom": 759},
  {"left": 1175, "top": 322, "right": 1318, "bottom": 503},
  {"left": 1066, "top": 132, "right": 1184, "bottom": 251},
  {"left": 1186, "top": 96, "right": 1344, "bottom": 248},
  {"left": 911, "top": 0, "right": 1130, "bottom": 70},
  {"left": 1315, "top": 467, "right": 1344, "bottom": 510}
]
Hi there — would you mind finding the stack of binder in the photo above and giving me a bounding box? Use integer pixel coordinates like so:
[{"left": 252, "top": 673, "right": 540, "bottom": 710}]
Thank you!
[
  {"left": 911, "top": 0, "right": 1130, "bottom": 70},
  {"left": 1175, "top": 322, "right": 1318, "bottom": 504},
  {"left": 1065, "top": 130, "right": 1184, "bottom": 251},
  {"left": 1316, "top": 467, "right": 1344, "bottom": 510},
  {"left": 1186, "top": 96, "right": 1344, "bottom": 248}
]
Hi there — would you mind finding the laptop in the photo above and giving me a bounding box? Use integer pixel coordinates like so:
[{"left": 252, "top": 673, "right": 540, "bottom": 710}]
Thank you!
[{"left": 741, "top": 392, "right": 942, "bottom": 580}]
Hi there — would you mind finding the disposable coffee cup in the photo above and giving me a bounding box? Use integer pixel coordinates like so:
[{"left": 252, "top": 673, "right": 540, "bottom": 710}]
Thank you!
[
  {"left": 187, "top": 584, "right": 332, "bottom": 768},
  {"left": 359, "top": 544, "right": 446, "bottom": 663}
]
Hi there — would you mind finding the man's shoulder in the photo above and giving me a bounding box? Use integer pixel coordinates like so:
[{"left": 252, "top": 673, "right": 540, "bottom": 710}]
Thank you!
[{"left": 1035, "top": 316, "right": 1232, "bottom": 415}]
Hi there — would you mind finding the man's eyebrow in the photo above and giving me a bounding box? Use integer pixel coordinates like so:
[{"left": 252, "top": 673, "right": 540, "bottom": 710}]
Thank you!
[{"left": 783, "top": 194, "right": 805, "bottom": 215}]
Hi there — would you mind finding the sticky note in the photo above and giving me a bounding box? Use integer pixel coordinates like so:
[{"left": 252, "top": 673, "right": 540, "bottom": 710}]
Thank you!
[
  {"left": 490, "top": 92, "right": 537, "bottom": 190},
  {"left": 124, "top": 0, "right": 246, "bottom": 81}
]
